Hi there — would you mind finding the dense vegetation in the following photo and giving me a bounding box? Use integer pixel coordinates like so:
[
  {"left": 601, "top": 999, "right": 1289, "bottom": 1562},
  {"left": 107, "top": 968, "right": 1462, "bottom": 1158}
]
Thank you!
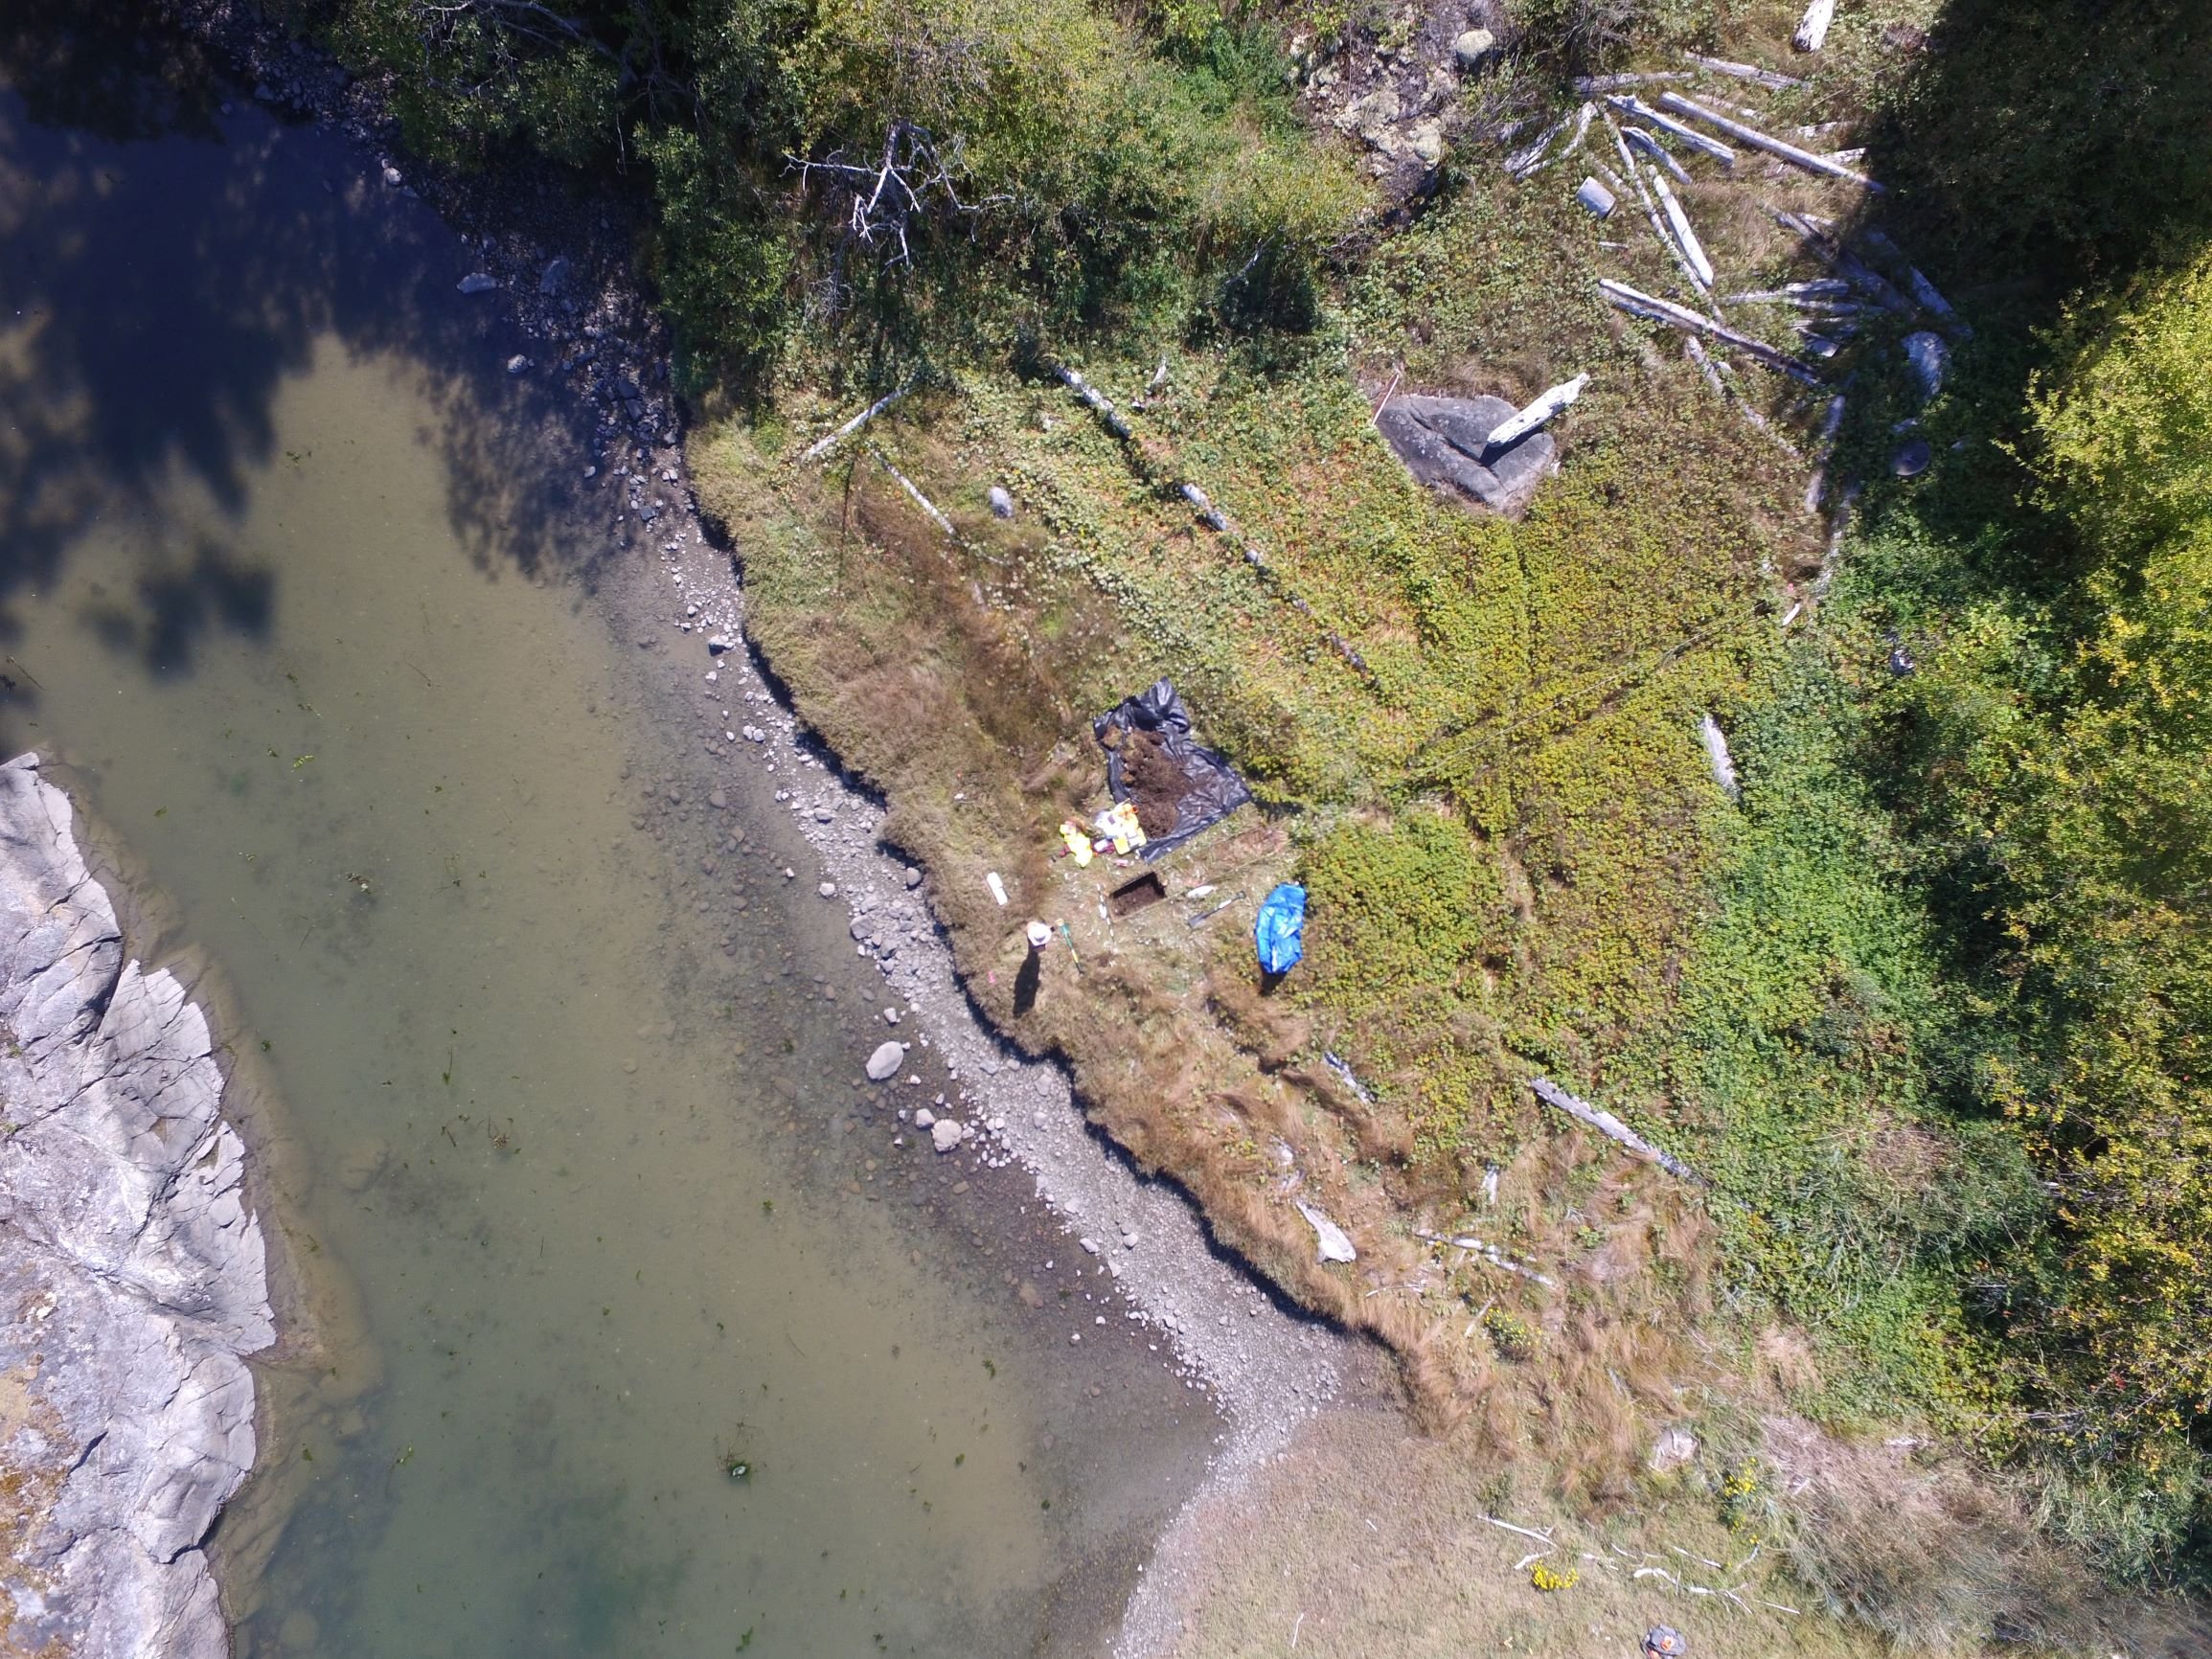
[
  {"left": 1843, "top": 247, "right": 2212, "bottom": 1566},
  {"left": 289, "top": 0, "right": 1362, "bottom": 375},
  {"left": 307, "top": 0, "right": 2212, "bottom": 1606}
]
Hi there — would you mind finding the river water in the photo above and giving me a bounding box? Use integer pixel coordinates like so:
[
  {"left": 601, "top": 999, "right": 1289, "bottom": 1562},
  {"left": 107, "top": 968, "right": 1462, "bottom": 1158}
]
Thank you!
[{"left": 0, "top": 20, "right": 1216, "bottom": 1658}]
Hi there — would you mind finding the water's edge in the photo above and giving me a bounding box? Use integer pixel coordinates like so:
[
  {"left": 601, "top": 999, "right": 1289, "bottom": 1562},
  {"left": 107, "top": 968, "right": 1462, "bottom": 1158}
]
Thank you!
[
  {"left": 59, "top": 10, "right": 1363, "bottom": 1651},
  {"left": 0, "top": 753, "right": 277, "bottom": 1658}
]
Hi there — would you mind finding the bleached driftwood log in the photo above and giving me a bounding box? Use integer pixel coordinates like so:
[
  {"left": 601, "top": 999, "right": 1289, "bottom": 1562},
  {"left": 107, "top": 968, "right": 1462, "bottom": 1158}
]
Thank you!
[
  {"left": 1056, "top": 364, "right": 1132, "bottom": 439},
  {"left": 802, "top": 382, "right": 912, "bottom": 460},
  {"left": 1683, "top": 335, "right": 1728, "bottom": 398},
  {"left": 1606, "top": 117, "right": 1715, "bottom": 302},
  {"left": 1859, "top": 229, "right": 1972, "bottom": 337},
  {"left": 1574, "top": 71, "right": 1689, "bottom": 94},
  {"left": 1599, "top": 279, "right": 1822, "bottom": 384},
  {"left": 1649, "top": 169, "right": 1716, "bottom": 286},
  {"left": 1724, "top": 281, "right": 1854, "bottom": 305},
  {"left": 1803, "top": 393, "right": 1846, "bottom": 514},
  {"left": 1504, "top": 112, "right": 1572, "bottom": 177},
  {"left": 1684, "top": 51, "right": 1806, "bottom": 91},
  {"left": 868, "top": 444, "right": 954, "bottom": 536},
  {"left": 1793, "top": 0, "right": 1837, "bottom": 52},
  {"left": 1607, "top": 96, "right": 1736, "bottom": 168},
  {"left": 1659, "top": 93, "right": 1881, "bottom": 191},
  {"left": 1486, "top": 374, "right": 1589, "bottom": 448},
  {"left": 1699, "top": 713, "right": 1741, "bottom": 800},
  {"left": 1294, "top": 1199, "right": 1357, "bottom": 1263},
  {"left": 1415, "top": 1229, "right": 1556, "bottom": 1287},
  {"left": 1623, "top": 125, "right": 1691, "bottom": 186},
  {"left": 1769, "top": 210, "right": 1915, "bottom": 314},
  {"left": 1562, "top": 102, "right": 1596, "bottom": 163},
  {"left": 1531, "top": 1078, "right": 1701, "bottom": 1183}
]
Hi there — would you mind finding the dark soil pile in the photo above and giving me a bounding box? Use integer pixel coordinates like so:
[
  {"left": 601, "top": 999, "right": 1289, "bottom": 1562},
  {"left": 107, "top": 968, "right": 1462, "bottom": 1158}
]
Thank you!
[{"left": 1121, "top": 730, "right": 1188, "bottom": 838}]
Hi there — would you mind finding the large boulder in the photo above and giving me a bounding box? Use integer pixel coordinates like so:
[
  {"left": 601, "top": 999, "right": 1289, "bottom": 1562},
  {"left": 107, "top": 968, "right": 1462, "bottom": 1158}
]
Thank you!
[
  {"left": 1376, "top": 394, "right": 1559, "bottom": 514},
  {"left": 0, "top": 752, "right": 274, "bottom": 1659}
]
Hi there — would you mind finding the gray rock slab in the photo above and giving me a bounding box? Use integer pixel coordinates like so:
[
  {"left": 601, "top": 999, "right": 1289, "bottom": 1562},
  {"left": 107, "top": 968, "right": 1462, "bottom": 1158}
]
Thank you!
[
  {"left": 0, "top": 752, "right": 272, "bottom": 1659},
  {"left": 1376, "top": 394, "right": 1559, "bottom": 514}
]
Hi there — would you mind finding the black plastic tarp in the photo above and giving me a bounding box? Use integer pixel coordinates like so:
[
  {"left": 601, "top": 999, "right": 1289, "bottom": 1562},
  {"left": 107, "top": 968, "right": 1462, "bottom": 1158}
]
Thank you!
[{"left": 1091, "top": 678, "right": 1252, "bottom": 860}]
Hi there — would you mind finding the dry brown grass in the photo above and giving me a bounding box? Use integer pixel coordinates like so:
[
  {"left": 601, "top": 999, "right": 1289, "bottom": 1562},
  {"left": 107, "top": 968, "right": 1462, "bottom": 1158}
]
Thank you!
[
  {"left": 1153, "top": 1394, "right": 1898, "bottom": 1659},
  {"left": 1747, "top": 1416, "right": 2212, "bottom": 1654}
]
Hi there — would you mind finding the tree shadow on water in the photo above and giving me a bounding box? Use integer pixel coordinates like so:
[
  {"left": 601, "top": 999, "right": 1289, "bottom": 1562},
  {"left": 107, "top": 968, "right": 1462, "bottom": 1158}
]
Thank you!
[{"left": 0, "top": 0, "right": 604, "bottom": 679}]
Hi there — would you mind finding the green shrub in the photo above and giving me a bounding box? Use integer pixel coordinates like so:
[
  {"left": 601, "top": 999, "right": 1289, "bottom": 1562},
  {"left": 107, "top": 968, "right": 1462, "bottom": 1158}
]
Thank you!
[
  {"left": 304, "top": 0, "right": 1365, "bottom": 371},
  {"left": 1302, "top": 809, "right": 1509, "bottom": 1004},
  {"left": 1849, "top": 240, "right": 2212, "bottom": 1564}
]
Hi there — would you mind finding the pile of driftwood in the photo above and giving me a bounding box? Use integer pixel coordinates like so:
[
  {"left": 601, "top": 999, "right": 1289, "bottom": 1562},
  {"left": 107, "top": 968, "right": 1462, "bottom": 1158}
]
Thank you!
[{"left": 1501, "top": 29, "right": 1970, "bottom": 588}]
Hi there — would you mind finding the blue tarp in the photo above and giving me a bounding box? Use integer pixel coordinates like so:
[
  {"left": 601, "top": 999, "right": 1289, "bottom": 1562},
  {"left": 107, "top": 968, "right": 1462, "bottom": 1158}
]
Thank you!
[{"left": 1255, "top": 883, "right": 1307, "bottom": 975}]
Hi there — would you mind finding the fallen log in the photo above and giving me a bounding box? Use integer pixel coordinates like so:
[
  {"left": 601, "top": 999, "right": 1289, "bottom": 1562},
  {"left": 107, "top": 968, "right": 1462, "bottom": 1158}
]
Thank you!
[
  {"left": 1056, "top": 364, "right": 1132, "bottom": 439},
  {"left": 1649, "top": 169, "right": 1716, "bottom": 286},
  {"left": 1607, "top": 96, "right": 1736, "bottom": 168},
  {"left": 1573, "top": 71, "right": 1689, "bottom": 94},
  {"left": 1623, "top": 125, "right": 1691, "bottom": 186},
  {"left": 1486, "top": 374, "right": 1589, "bottom": 448},
  {"left": 869, "top": 444, "right": 954, "bottom": 537},
  {"left": 1768, "top": 209, "right": 1913, "bottom": 312},
  {"left": 1599, "top": 279, "right": 1822, "bottom": 384},
  {"left": 801, "top": 381, "right": 912, "bottom": 461},
  {"left": 1659, "top": 92, "right": 1881, "bottom": 190},
  {"left": 1605, "top": 116, "right": 1714, "bottom": 302},
  {"left": 1531, "top": 1078, "right": 1702, "bottom": 1183},
  {"left": 1693, "top": 342, "right": 1796, "bottom": 450},
  {"left": 1683, "top": 51, "right": 1806, "bottom": 91},
  {"left": 1723, "top": 281, "right": 1854, "bottom": 305},
  {"left": 1803, "top": 392, "right": 1846, "bottom": 515},
  {"left": 1859, "top": 229, "right": 1973, "bottom": 337},
  {"left": 1415, "top": 1229, "right": 1555, "bottom": 1287},
  {"left": 1504, "top": 111, "right": 1571, "bottom": 177},
  {"left": 1793, "top": 0, "right": 1837, "bottom": 52},
  {"left": 1683, "top": 335, "right": 1727, "bottom": 399}
]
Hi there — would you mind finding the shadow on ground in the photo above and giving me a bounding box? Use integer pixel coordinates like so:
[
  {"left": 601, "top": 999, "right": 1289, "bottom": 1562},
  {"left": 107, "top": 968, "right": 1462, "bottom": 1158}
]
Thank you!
[{"left": 0, "top": 0, "right": 603, "bottom": 679}]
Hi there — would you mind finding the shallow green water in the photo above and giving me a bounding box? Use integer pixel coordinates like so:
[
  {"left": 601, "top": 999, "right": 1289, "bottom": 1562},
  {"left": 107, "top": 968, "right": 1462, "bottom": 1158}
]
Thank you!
[{"left": 0, "top": 30, "right": 1209, "bottom": 1659}]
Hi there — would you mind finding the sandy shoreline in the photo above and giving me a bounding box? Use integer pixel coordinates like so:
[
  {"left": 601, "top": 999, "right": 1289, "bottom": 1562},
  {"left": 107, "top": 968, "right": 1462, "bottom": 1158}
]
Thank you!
[{"left": 588, "top": 489, "right": 1358, "bottom": 1654}]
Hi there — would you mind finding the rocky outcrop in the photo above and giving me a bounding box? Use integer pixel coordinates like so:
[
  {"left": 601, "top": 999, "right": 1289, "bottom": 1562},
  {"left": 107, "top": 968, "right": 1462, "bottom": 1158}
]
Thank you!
[
  {"left": 1376, "top": 393, "right": 1560, "bottom": 514},
  {"left": 0, "top": 753, "right": 272, "bottom": 1658}
]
